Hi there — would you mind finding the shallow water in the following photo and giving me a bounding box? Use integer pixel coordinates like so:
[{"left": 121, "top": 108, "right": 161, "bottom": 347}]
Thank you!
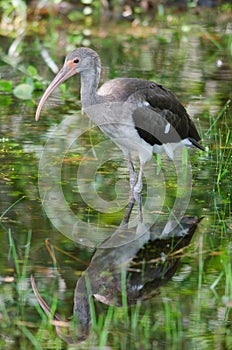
[{"left": 0, "top": 9, "right": 232, "bottom": 349}]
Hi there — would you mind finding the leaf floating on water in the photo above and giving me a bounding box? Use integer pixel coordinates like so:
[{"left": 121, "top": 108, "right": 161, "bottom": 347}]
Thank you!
[
  {"left": 27, "top": 65, "right": 38, "bottom": 76},
  {"left": 13, "top": 83, "right": 34, "bottom": 100},
  {"left": 0, "top": 80, "right": 12, "bottom": 92},
  {"left": 0, "top": 276, "right": 14, "bottom": 282}
]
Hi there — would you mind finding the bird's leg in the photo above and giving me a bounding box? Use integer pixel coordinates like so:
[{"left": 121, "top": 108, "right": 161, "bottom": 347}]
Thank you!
[
  {"left": 121, "top": 154, "right": 137, "bottom": 225},
  {"left": 126, "top": 154, "right": 137, "bottom": 191},
  {"left": 122, "top": 200, "right": 135, "bottom": 226},
  {"left": 133, "top": 161, "right": 145, "bottom": 223}
]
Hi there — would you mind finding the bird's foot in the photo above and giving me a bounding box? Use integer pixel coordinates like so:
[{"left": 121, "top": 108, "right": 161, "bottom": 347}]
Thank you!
[{"left": 136, "top": 222, "right": 149, "bottom": 238}]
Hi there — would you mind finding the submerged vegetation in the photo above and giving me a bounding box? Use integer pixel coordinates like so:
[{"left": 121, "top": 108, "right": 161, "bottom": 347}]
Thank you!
[{"left": 0, "top": 0, "right": 232, "bottom": 348}]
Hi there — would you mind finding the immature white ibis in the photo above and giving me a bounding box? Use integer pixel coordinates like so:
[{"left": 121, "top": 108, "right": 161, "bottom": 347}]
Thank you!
[{"left": 35, "top": 47, "right": 204, "bottom": 224}]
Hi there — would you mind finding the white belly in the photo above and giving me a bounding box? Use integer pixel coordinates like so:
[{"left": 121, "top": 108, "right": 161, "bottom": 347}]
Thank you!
[
  {"left": 84, "top": 102, "right": 153, "bottom": 163},
  {"left": 84, "top": 101, "right": 190, "bottom": 162}
]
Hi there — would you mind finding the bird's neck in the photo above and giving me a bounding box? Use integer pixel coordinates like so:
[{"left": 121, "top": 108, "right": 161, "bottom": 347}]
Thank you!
[{"left": 80, "top": 66, "right": 101, "bottom": 108}]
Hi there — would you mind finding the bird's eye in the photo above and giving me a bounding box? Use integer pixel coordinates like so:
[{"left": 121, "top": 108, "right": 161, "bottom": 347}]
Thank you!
[{"left": 73, "top": 58, "right": 80, "bottom": 64}]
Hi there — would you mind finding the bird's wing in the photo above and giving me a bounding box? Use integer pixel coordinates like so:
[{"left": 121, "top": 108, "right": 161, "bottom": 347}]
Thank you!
[
  {"left": 132, "top": 106, "right": 184, "bottom": 145},
  {"left": 98, "top": 78, "right": 203, "bottom": 149},
  {"left": 129, "top": 82, "right": 202, "bottom": 147}
]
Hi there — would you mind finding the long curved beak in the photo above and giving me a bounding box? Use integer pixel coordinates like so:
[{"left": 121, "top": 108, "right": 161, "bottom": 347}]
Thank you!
[{"left": 35, "top": 64, "right": 76, "bottom": 121}]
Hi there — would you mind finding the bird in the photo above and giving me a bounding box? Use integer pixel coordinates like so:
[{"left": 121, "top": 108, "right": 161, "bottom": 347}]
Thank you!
[{"left": 35, "top": 47, "right": 204, "bottom": 225}]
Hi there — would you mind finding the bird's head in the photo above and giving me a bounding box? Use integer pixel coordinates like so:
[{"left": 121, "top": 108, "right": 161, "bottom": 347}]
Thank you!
[{"left": 35, "top": 47, "right": 101, "bottom": 121}]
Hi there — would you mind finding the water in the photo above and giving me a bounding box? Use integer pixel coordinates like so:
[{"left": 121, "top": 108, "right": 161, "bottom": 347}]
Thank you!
[{"left": 0, "top": 11, "right": 232, "bottom": 349}]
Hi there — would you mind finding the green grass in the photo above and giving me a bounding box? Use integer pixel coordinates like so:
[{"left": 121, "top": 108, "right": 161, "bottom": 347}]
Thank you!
[
  {"left": 206, "top": 101, "right": 232, "bottom": 235},
  {"left": 0, "top": 196, "right": 26, "bottom": 222},
  {"left": 0, "top": 230, "right": 63, "bottom": 350},
  {"left": 1, "top": 217, "right": 232, "bottom": 349}
]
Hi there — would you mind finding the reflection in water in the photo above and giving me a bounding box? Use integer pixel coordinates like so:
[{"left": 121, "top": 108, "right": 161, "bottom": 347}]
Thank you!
[{"left": 31, "top": 215, "right": 201, "bottom": 344}]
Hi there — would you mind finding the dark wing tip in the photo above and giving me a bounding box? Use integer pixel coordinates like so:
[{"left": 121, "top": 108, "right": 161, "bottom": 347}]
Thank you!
[{"left": 188, "top": 138, "right": 205, "bottom": 151}]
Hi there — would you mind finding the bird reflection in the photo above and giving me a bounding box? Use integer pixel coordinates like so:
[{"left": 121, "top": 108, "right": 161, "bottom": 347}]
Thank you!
[{"left": 31, "top": 216, "right": 201, "bottom": 344}]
